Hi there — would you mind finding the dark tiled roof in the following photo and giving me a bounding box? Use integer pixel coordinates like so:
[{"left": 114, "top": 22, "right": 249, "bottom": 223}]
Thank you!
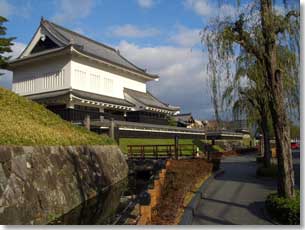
[
  {"left": 173, "top": 113, "right": 194, "bottom": 123},
  {"left": 72, "top": 89, "right": 134, "bottom": 107},
  {"left": 26, "top": 89, "right": 134, "bottom": 107},
  {"left": 124, "top": 88, "right": 179, "bottom": 111},
  {"left": 40, "top": 19, "right": 158, "bottom": 79}
]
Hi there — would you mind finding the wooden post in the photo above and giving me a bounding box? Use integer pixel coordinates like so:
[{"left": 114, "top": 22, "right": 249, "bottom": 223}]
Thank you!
[
  {"left": 141, "top": 146, "right": 144, "bottom": 159},
  {"left": 192, "top": 144, "right": 195, "bottom": 158},
  {"left": 174, "top": 135, "right": 179, "bottom": 160},
  {"left": 109, "top": 118, "right": 115, "bottom": 139},
  {"left": 114, "top": 126, "right": 120, "bottom": 144},
  {"left": 84, "top": 114, "right": 90, "bottom": 130},
  {"left": 128, "top": 145, "right": 132, "bottom": 158},
  {"left": 167, "top": 145, "right": 169, "bottom": 158},
  {"left": 155, "top": 145, "right": 158, "bottom": 159}
]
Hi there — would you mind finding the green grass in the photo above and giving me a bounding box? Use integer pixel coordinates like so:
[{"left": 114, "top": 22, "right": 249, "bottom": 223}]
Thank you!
[
  {"left": 119, "top": 138, "right": 224, "bottom": 155},
  {"left": 0, "top": 87, "right": 114, "bottom": 146}
]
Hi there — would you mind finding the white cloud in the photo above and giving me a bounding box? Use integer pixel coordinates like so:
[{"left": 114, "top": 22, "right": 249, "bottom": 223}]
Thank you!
[
  {"left": 219, "top": 4, "right": 236, "bottom": 19},
  {"left": 184, "top": 0, "right": 236, "bottom": 19},
  {"left": 0, "top": 42, "right": 26, "bottom": 90},
  {"left": 0, "top": 0, "right": 13, "bottom": 17},
  {"left": 169, "top": 25, "right": 201, "bottom": 47},
  {"left": 53, "top": 0, "right": 94, "bottom": 23},
  {"left": 7, "top": 42, "right": 26, "bottom": 59},
  {"left": 117, "top": 40, "right": 213, "bottom": 119},
  {"left": 110, "top": 24, "right": 160, "bottom": 38},
  {"left": 137, "top": 0, "right": 155, "bottom": 8},
  {"left": 0, "top": 0, "right": 31, "bottom": 18},
  {"left": 73, "top": 27, "right": 85, "bottom": 35},
  {"left": 184, "top": 0, "right": 212, "bottom": 17}
]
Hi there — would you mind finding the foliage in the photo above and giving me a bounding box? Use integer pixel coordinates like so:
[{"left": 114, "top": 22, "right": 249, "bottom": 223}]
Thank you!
[
  {"left": 202, "top": 0, "right": 299, "bottom": 198},
  {"left": 167, "top": 116, "right": 177, "bottom": 126},
  {"left": 265, "top": 191, "right": 300, "bottom": 224},
  {"left": 0, "top": 87, "right": 114, "bottom": 145},
  {"left": 290, "top": 124, "right": 300, "bottom": 140},
  {"left": 0, "top": 16, "right": 15, "bottom": 70}
]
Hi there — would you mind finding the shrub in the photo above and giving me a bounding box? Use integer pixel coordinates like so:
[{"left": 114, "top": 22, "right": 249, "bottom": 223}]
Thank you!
[
  {"left": 256, "top": 164, "right": 277, "bottom": 178},
  {"left": 265, "top": 191, "right": 300, "bottom": 225}
]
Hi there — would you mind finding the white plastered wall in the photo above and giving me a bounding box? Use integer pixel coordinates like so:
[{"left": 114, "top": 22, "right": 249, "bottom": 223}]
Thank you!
[
  {"left": 70, "top": 58, "right": 147, "bottom": 99},
  {"left": 12, "top": 55, "right": 71, "bottom": 95}
]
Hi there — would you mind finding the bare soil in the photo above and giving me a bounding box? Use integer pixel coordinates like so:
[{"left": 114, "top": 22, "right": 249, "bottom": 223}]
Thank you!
[{"left": 151, "top": 159, "right": 213, "bottom": 225}]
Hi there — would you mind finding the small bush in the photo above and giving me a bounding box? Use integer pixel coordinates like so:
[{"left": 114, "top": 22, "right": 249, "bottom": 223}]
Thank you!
[
  {"left": 265, "top": 191, "right": 300, "bottom": 225},
  {"left": 256, "top": 164, "right": 277, "bottom": 178}
]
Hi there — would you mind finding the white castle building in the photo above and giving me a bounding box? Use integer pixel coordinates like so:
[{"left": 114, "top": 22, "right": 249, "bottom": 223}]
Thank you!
[{"left": 8, "top": 18, "right": 180, "bottom": 125}]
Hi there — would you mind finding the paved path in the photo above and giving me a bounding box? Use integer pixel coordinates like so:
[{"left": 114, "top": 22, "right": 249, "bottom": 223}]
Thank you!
[
  {"left": 192, "top": 152, "right": 300, "bottom": 225},
  {"left": 192, "top": 154, "right": 276, "bottom": 225}
]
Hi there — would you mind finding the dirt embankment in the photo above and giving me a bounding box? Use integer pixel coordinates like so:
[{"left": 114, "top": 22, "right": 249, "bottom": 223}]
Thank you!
[{"left": 151, "top": 159, "right": 213, "bottom": 225}]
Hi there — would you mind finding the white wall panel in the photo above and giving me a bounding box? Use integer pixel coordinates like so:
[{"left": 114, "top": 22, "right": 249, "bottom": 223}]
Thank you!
[
  {"left": 71, "top": 60, "right": 146, "bottom": 99},
  {"left": 12, "top": 55, "right": 70, "bottom": 95}
]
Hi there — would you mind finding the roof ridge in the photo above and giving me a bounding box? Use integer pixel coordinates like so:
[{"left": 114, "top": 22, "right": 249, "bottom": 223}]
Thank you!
[
  {"left": 42, "top": 19, "right": 159, "bottom": 78},
  {"left": 43, "top": 19, "right": 117, "bottom": 52},
  {"left": 41, "top": 20, "right": 70, "bottom": 45}
]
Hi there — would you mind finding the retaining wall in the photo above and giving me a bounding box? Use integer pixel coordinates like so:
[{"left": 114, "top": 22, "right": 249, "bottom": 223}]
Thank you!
[{"left": 0, "top": 145, "right": 128, "bottom": 224}]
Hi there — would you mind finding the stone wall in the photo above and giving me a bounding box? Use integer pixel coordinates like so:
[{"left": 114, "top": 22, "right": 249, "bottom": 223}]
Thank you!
[{"left": 0, "top": 145, "right": 128, "bottom": 224}]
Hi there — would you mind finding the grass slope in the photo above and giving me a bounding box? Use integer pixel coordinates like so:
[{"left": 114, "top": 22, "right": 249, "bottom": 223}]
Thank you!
[{"left": 0, "top": 87, "right": 113, "bottom": 146}]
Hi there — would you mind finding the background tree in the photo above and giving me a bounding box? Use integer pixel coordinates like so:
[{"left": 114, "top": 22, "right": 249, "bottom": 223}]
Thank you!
[
  {"left": 0, "top": 16, "right": 15, "bottom": 70},
  {"left": 202, "top": 1, "right": 299, "bottom": 198}
]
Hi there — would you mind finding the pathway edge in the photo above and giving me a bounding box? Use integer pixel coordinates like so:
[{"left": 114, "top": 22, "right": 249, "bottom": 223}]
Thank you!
[{"left": 179, "top": 168, "right": 225, "bottom": 225}]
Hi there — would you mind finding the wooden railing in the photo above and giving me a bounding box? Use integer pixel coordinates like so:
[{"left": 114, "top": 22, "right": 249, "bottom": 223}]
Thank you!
[{"left": 127, "top": 144, "right": 197, "bottom": 159}]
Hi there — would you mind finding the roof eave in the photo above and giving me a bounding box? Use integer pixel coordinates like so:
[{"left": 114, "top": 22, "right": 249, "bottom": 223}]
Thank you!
[{"left": 7, "top": 46, "right": 71, "bottom": 70}]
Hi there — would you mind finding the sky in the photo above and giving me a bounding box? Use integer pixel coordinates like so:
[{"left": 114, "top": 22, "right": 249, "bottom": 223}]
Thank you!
[{"left": 0, "top": 0, "right": 299, "bottom": 120}]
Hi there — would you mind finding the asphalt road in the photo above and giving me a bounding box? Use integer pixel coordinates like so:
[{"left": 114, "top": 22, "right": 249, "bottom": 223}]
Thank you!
[{"left": 192, "top": 152, "right": 300, "bottom": 225}]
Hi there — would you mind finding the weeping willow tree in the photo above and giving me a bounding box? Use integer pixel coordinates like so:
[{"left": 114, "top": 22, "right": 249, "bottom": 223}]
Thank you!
[
  {"left": 202, "top": 0, "right": 299, "bottom": 198},
  {"left": 223, "top": 53, "right": 272, "bottom": 168}
]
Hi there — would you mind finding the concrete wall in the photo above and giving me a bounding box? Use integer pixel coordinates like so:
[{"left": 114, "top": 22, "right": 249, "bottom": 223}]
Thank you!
[{"left": 0, "top": 145, "right": 128, "bottom": 224}]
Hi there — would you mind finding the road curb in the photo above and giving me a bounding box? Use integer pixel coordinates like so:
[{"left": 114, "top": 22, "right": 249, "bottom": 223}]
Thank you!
[{"left": 179, "top": 168, "right": 225, "bottom": 225}]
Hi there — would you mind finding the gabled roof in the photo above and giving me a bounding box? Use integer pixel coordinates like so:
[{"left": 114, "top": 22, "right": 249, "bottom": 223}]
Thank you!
[
  {"left": 11, "top": 18, "right": 158, "bottom": 80},
  {"left": 124, "top": 88, "right": 180, "bottom": 112}
]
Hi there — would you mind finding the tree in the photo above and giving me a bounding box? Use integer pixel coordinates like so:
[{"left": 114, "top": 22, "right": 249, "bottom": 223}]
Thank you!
[
  {"left": 202, "top": 1, "right": 299, "bottom": 198},
  {"left": 0, "top": 16, "right": 15, "bottom": 70},
  {"left": 223, "top": 53, "right": 272, "bottom": 168}
]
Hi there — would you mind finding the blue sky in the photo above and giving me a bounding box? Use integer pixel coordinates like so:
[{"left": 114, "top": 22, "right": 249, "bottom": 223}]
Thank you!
[{"left": 0, "top": 0, "right": 299, "bottom": 120}]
